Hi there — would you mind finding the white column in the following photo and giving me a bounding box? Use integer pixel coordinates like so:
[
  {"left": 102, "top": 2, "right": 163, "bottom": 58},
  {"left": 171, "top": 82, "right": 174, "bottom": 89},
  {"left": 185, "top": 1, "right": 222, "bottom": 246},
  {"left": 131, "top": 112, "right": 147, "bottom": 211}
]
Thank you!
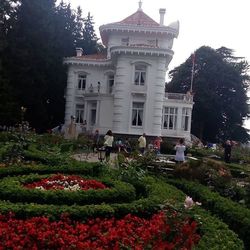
[
  {"left": 64, "top": 67, "right": 76, "bottom": 125},
  {"left": 176, "top": 107, "right": 182, "bottom": 131},
  {"left": 112, "top": 59, "right": 130, "bottom": 133},
  {"left": 151, "top": 58, "right": 166, "bottom": 135}
]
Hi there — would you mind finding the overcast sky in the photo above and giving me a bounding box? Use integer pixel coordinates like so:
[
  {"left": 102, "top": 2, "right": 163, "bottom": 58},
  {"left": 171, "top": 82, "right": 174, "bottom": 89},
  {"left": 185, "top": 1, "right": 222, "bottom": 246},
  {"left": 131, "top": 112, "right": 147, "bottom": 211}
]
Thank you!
[
  {"left": 67, "top": 0, "right": 250, "bottom": 70},
  {"left": 67, "top": 0, "right": 250, "bottom": 129}
]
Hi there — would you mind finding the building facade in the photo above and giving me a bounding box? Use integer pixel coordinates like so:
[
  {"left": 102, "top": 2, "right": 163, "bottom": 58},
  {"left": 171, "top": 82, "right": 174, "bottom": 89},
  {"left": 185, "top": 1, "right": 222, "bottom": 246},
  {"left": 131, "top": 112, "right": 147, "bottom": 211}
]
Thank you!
[{"left": 64, "top": 4, "right": 193, "bottom": 140}]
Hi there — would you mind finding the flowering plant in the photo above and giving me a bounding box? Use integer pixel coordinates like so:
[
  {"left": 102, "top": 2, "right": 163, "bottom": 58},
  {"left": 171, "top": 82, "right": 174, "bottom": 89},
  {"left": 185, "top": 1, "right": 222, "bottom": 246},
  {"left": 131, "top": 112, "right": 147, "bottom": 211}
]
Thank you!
[
  {"left": 24, "top": 174, "right": 107, "bottom": 191},
  {"left": 0, "top": 211, "right": 200, "bottom": 249},
  {"left": 184, "top": 196, "right": 202, "bottom": 209}
]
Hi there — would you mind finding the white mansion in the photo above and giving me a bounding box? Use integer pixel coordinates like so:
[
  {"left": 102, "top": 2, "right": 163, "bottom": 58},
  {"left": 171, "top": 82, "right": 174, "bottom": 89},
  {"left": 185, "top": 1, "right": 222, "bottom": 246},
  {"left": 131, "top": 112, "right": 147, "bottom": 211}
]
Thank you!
[{"left": 64, "top": 4, "right": 193, "bottom": 140}]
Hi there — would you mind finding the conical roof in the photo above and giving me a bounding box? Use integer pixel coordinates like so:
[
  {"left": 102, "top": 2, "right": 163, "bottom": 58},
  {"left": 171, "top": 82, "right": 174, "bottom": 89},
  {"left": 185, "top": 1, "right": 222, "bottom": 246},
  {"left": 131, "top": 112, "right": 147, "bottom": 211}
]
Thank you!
[{"left": 116, "top": 10, "right": 159, "bottom": 27}]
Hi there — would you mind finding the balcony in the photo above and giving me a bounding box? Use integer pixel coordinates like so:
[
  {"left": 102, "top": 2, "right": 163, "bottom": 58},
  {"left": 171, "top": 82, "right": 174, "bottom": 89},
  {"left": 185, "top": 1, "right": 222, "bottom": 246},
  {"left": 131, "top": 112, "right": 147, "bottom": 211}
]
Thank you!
[
  {"left": 76, "top": 85, "right": 114, "bottom": 97},
  {"left": 165, "top": 92, "right": 193, "bottom": 103}
]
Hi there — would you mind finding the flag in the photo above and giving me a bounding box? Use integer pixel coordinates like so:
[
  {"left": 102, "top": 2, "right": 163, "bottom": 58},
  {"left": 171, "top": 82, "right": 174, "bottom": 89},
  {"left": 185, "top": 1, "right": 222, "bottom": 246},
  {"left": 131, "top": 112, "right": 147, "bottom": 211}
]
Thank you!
[
  {"left": 190, "top": 52, "right": 195, "bottom": 92},
  {"left": 192, "top": 53, "right": 195, "bottom": 65}
]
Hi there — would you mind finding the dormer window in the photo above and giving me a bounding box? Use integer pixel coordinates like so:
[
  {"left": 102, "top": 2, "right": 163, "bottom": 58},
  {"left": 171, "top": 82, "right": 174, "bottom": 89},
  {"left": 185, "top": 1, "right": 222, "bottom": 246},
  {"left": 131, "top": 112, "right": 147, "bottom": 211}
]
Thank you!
[
  {"left": 78, "top": 74, "right": 86, "bottom": 90},
  {"left": 134, "top": 64, "right": 146, "bottom": 86},
  {"left": 121, "top": 37, "right": 129, "bottom": 46}
]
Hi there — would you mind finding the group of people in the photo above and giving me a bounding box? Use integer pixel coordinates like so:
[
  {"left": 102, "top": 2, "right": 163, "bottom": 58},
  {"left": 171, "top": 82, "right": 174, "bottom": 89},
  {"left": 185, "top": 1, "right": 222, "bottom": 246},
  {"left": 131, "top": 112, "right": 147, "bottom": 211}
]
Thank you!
[{"left": 91, "top": 130, "right": 235, "bottom": 165}]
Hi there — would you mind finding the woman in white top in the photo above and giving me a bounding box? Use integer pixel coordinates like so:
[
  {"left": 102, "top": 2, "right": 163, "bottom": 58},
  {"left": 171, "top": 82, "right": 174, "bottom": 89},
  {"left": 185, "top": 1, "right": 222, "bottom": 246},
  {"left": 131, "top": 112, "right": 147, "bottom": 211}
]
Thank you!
[
  {"left": 104, "top": 130, "right": 114, "bottom": 162},
  {"left": 174, "top": 138, "right": 186, "bottom": 163}
]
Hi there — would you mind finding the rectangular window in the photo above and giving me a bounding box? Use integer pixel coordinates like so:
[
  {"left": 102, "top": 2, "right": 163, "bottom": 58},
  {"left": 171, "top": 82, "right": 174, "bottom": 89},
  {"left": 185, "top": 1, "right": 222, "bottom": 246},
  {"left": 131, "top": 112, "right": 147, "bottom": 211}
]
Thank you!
[
  {"left": 108, "top": 75, "right": 114, "bottom": 94},
  {"left": 134, "top": 65, "right": 146, "bottom": 86},
  {"left": 78, "top": 74, "right": 86, "bottom": 90},
  {"left": 182, "top": 108, "right": 191, "bottom": 131},
  {"left": 132, "top": 102, "right": 144, "bottom": 126},
  {"left": 75, "top": 104, "right": 84, "bottom": 124},
  {"left": 90, "top": 102, "right": 97, "bottom": 126},
  {"left": 163, "top": 107, "right": 177, "bottom": 130}
]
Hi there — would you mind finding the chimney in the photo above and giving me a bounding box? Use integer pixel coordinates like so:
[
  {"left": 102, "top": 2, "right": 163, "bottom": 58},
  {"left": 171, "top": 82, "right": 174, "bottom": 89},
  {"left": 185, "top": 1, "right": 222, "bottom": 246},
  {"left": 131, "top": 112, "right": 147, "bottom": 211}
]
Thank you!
[
  {"left": 76, "top": 48, "right": 83, "bottom": 57},
  {"left": 159, "top": 8, "right": 166, "bottom": 26}
]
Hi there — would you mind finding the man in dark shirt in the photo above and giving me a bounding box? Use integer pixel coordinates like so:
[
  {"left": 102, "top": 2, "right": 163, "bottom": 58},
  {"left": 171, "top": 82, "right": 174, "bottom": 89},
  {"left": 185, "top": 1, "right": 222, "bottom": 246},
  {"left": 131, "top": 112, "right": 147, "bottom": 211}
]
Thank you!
[{"left": 223, "top": 140, "right": 232, "bottom": 163}]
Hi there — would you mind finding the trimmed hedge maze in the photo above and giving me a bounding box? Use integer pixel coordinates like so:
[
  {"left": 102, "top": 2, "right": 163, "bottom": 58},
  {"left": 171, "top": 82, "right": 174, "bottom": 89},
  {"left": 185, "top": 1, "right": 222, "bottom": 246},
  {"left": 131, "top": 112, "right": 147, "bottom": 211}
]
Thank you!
[
  {"left": 166, "top": 178, "right": 250, "bottom": 249},
  {"left": 0, "top": 161, "right": 244, "bottom": 249}
]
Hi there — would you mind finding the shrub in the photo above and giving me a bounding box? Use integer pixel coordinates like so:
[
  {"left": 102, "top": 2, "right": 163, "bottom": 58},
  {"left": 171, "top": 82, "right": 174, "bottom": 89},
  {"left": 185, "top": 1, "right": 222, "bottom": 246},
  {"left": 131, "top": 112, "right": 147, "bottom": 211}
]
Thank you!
[
  {"left": 166, "top": 178, "right": 250, "bottom": 249},
  {"left": 0, "top": 174, "right": 136, "bottom": 205}
]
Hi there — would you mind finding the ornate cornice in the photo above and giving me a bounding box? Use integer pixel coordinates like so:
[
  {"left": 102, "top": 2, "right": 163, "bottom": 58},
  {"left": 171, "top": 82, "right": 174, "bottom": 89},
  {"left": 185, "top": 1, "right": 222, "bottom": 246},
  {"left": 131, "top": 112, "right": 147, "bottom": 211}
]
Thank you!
[
  {"left": 110, "top": 45, "right": 174, "bottom": 57},
  {"left": 64, "top": 57, "right": 112, "bottom": 67}
]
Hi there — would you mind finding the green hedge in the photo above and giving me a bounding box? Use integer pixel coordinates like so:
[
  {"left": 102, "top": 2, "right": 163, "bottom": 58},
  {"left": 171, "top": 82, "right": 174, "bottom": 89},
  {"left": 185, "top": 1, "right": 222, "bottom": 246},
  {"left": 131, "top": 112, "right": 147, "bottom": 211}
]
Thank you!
[
  {"left": 23, "top": 147, "right": 67, "bottom": 165},
  {"left": 166, "top": 178, "right": 250, "bottom": 249},
  {"left": 0, "top": 162, "right": 104, "bottom": 178},
  {"left": 0, "top": 175, "right": 243, "bottom": 249},
  {"left": 0, "top": 174, "right": 136, "bottom": 205}
]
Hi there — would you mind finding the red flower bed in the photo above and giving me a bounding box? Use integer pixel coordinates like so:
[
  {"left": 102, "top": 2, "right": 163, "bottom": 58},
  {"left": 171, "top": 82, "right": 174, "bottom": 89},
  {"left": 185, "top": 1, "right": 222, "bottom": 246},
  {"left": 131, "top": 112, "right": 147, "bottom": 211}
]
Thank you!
[
  {"left": 0, "top": 212, "right": 200, "bottom": 250},
  {"left": 24, "top": 174, "right": 107, "bottom": 191}
]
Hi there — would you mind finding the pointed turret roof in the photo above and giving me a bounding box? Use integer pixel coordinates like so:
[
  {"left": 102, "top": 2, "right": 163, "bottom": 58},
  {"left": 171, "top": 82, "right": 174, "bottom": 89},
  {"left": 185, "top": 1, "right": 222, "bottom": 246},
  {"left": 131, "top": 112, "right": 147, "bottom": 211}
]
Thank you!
[{"left": 116, "top": 10, "right": 159, "bottom": 27}]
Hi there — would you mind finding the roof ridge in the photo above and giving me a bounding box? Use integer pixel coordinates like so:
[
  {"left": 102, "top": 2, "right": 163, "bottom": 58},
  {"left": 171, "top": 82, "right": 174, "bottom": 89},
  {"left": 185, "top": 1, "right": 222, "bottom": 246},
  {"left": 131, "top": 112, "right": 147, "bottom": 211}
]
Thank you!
[{"left": 117, "top": 9, "right": 159, "bottom": 27}]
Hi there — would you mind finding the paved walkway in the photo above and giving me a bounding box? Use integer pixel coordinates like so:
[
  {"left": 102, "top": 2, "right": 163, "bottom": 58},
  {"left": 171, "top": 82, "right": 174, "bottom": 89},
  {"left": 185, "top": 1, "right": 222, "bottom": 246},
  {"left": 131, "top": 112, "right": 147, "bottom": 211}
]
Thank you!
[{"left": 72, "top": 152, "right": 118, "bottom": 165}]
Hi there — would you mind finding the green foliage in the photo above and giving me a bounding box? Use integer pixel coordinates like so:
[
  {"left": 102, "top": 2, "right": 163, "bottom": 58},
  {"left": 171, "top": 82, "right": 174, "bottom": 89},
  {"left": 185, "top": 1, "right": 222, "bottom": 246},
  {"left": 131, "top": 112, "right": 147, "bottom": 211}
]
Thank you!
[
  {"left": 0, "top": 162, "right": 104, "bottom": 179},
  {"left": 0, "top": 174, "right": 136, "bottom": 205},
  {"left": 166, "top": 178, "right": 250, "bottom": 249},
  {"left": 167, "top": 46, "right": 250, "bottom": 142},
  {"left": 1, "top": 0, "right": 102, "bottom": 131}
]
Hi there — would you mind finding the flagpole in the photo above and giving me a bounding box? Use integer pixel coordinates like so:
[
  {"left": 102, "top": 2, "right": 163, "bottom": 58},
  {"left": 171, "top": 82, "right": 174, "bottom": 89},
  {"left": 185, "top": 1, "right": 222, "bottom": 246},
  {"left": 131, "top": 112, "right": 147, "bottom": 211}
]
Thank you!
[{"left": 190, "top": 53, "right": 195, "bottom": 93}]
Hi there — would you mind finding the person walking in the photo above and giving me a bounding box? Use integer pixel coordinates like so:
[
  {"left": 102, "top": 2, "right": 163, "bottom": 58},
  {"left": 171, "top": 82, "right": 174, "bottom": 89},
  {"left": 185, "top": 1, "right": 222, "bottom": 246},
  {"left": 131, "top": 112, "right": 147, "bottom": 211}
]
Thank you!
[
  {"left": 138, "top": 133, "right": 146, "bottom": 155},
  {"left": 104, "top": 130, "right": 114, "bottom": 162},
  {"left": 223, "top": 140, "right": 232, "bottom": 163},
  {"left": 174, "top": 138, "right": 186, "bottom": 163}
]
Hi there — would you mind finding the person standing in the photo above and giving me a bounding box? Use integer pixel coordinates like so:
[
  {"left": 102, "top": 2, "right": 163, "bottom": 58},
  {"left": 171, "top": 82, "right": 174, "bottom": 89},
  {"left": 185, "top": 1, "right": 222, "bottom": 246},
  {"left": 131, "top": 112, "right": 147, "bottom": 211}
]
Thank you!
[
  {"left": 104, "top": 130, "right": 114, "bottom": 162},
  {"left": 153, "top": 136, "right": 162, "bottom": 155},
  {"left": 174, "top": 138, "right": 186, "bottom": 163},
  {"left": 138, "top": 133, "right": 146, "bottom": 154},
  {"left": 223, "top": 140, "right": 232, "bottom": 163}
]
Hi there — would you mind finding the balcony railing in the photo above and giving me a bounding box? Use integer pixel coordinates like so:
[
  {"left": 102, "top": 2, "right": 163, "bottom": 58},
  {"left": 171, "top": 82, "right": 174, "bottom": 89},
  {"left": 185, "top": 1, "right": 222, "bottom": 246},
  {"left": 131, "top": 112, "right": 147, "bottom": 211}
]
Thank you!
[
  {"left": 165, "top": 92, "right": 193, "bottom": 102},
  {"left": 76, "top": 86, "right": 114, "bottom": 96}
]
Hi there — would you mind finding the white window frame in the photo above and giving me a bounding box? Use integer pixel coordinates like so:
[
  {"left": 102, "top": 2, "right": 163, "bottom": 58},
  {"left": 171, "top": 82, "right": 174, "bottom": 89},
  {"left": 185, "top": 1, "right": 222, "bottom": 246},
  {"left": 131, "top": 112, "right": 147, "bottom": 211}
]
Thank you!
[
  {"left": 131, "top": 102, "right": 144, "bottom": 127},
  {"left": 182, "top": 107, "right": 191, "bottom": 131},
  {"left": 163, "top": 107, "right": 178, "bottom": 130},
  {"left": 107, "top": 74, "right": 114, "bottom": 94},
  {"left": 75, "top": 104, "right": 84, "bottom": 124},
  {"left": 89, "top": 102, "right": 97, "bottom": 126},
  {"left": 78, "top": 74, "right": 86, "bottom": 90},
  {"left": 134, "top": 64, "right": 146, "bottom": 86}
]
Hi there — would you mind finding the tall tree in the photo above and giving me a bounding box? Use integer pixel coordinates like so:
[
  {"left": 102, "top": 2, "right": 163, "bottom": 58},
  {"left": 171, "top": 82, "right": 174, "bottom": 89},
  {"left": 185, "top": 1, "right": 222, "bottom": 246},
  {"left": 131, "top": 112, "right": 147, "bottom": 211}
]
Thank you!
[
  {"left": 0, "top": 0, "right": 19, "bottom": 125},
  {"left": 166, "top": 46, "right": 250, "bottom": 142},
  {"left": 2, "top": 0, "right": 102, "bottom": 131},
  {"left": 80, "top": 12, "right": 102, "bottom": 54},
  {"left": 6, "top": 0, "right": 82, "bottom": 131}
]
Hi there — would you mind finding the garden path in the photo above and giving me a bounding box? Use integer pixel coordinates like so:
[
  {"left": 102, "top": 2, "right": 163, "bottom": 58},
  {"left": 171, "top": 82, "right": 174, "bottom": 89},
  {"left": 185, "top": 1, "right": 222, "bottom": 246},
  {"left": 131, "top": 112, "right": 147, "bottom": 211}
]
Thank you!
[{"left": 72, "top": 152, "right": 118, "bottom": 166}]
